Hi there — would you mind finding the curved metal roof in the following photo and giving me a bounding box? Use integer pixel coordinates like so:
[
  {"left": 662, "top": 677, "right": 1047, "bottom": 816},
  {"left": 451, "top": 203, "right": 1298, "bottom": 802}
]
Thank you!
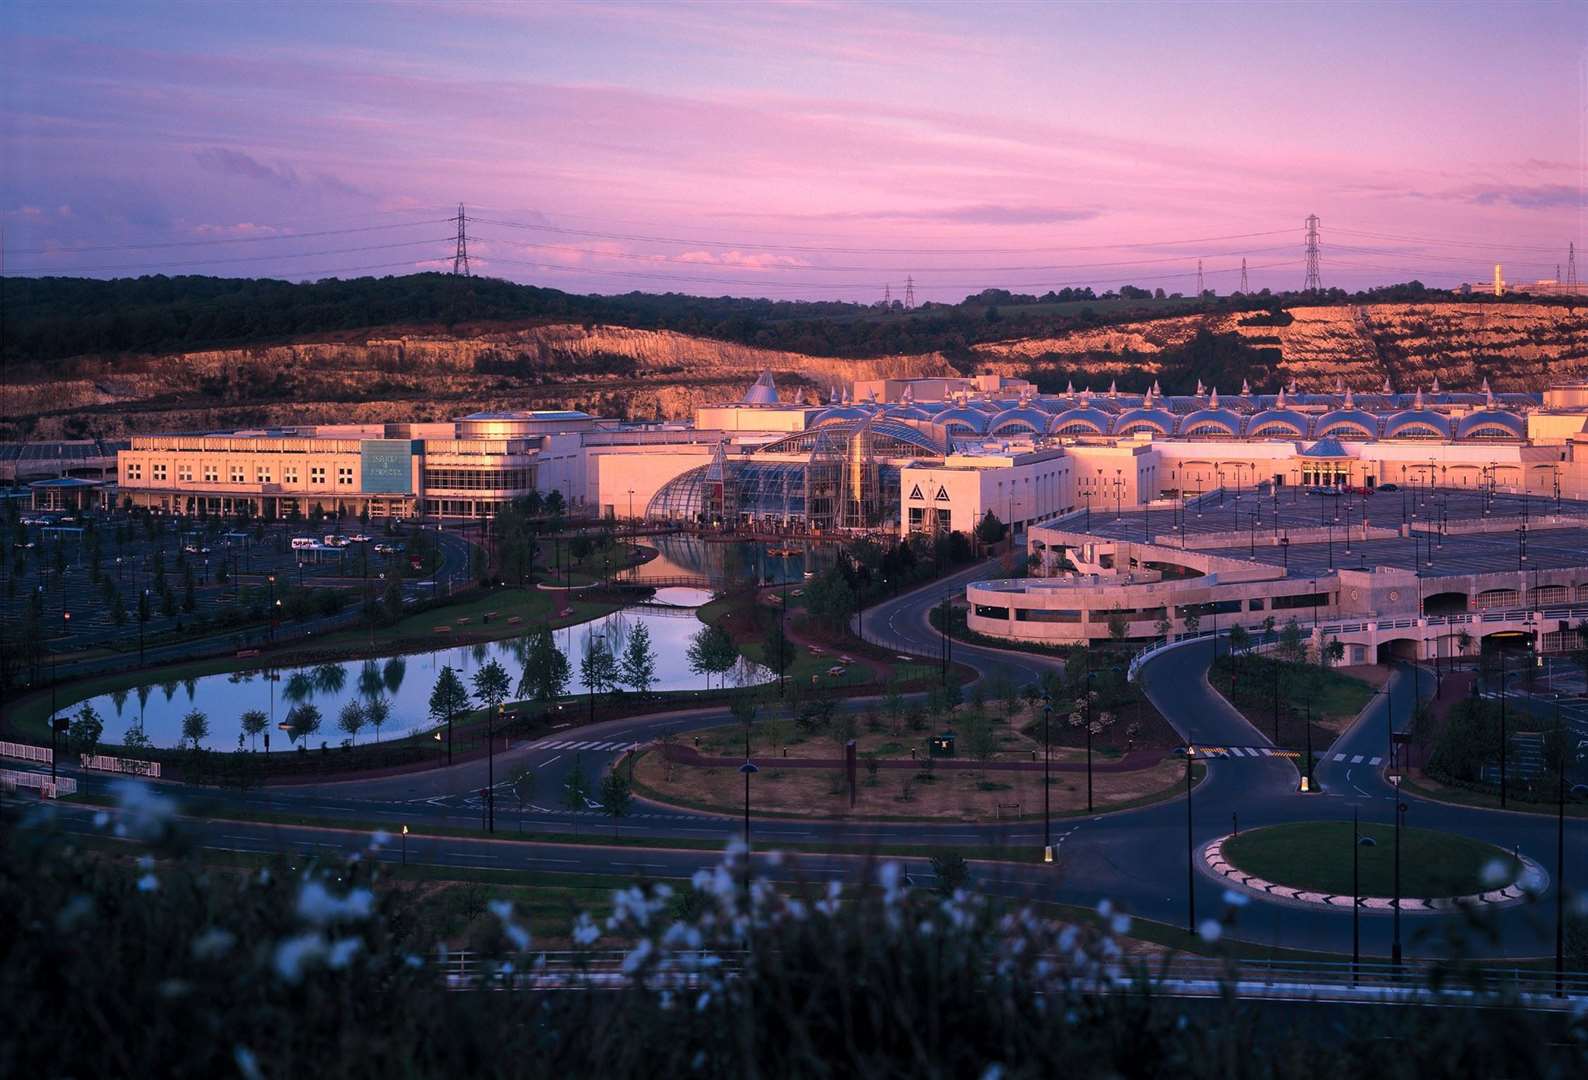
[
  {"left": 810, "top": 405, "right": 874, "bottom": 427},
  {"left": 1312, "top": 409, "right": 1382, "bottom": 440},
  {"left": 1110, "top": 407, "right": 1178, "bottom": 435},
  {"left": 986, "top": 407, "right": 1050, "bottom": 435},
  {"left": 1177, "top": 408, "right": 1243, "bottom": 437},
  {"left": 934, "top": 407, "right": 991, "bottom": 434},
  {"left": 1454, "top": 409, "right": 1526, "bottom": 440},
  {"left": 1048, "top": 406, "right": 1113, "bottom": 435},
  {"left": 1381, "top": 411, "right": 1454, "bottom": 439},
  {"left": 1243, "top": 408, "right": 1312, "bottom": 438}
]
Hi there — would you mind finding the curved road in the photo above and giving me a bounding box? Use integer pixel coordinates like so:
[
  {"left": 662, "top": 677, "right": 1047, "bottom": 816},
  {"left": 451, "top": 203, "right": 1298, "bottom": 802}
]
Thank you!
[{"left": 29, "top": 556, "right": 1583, "bottom": 959}]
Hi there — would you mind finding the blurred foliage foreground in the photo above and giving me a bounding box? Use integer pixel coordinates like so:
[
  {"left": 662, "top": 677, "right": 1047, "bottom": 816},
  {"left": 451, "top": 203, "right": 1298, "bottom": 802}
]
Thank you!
[{"left": 3, "top": 782, "right": 1587, "bottom": 1078}]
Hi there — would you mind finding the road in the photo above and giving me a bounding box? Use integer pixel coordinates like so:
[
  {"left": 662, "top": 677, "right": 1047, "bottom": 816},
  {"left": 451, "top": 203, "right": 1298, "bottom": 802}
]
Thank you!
[{"left": 22, "top": 554, "right": 1585, "bottom": 960}]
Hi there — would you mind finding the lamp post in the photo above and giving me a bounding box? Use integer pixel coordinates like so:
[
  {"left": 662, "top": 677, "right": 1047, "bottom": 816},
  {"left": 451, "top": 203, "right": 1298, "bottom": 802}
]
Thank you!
[
  {"left": 1392, "top": 799, "right": 1407, "bottom": 969},
  {"left": 486, "top": 702, "right": 498, "bottom": 833},
  {"left": 401, "top": 823, "right": 408, "bottom": 866},
  {"left": 588, "top": 632, "right": 604, "bottom": 724},
  {"left": 1042, "top": 696, "right": 1053, "bottom": 861},
  {"left": 1084, "top": 660, "right": 1095, "bottom": 814},
  {"left": 1353, "top": 810, "right": 1375, "bottom": 986},
  {"left": 1498, "top": 650, "right": 1508, "bottom": 808},
  {"left": 267, "top": 573, "right": 277, "bottom": 642},
  {"left": 1184, "top": 744, "right": 1197, "bottom": 934},
  {"left": 1555, "top": 692, "right": 1567, "bottom": 997}
]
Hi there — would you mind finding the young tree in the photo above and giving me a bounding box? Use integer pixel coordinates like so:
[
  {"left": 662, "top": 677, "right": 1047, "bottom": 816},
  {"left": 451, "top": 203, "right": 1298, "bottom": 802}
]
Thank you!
[
  {"left": 1227, "top": 624, "right": 1250, "bottom": 655},
  {"left": 180, "top": 708, "right": 210, "bottom": 750},
  {"left": 1181, "top": 606, "right": 1201, "bottom": 636},
  {"left": 687, "top": 623, "right": 738, "bottom": 691},
  {"left": 1154, "top": 616, "right": 1172, "bottom": 642},
  {"left": 964, "top": 710, "right": 998, "bottom": 767},
  {"left": 1105, "top": 610, "right": 1130, "bottom": 642},
  {"left": 365, "top": 696, "right": 390, "bottom": 743},
  {"left": 618, "top": 622, "right": 657, "bottom": 695},
  {"left": 1324, "top": 637, "right": 1345, "bottom": 668},
  {"left": 240, "top": 708, "right": 268, "bottom": 751},
  {"left": 69, "top": 703, "right": 104, "bottom": 758},
  {"left": 336, "top": 700, "right": 367, "bottom": 746},
  {"left": 1278, "top": 619, "right": 1307, "bottom": 664},
  {"left": 730, "top": 695, "right": 758, "bottom": 753},
  {"left": 284, "top": 703, "right": 321, "bottom": 746},
  {"left": 428, "top": 665, "right": 469, "bottom": 764},
  {"left": 518, "top": 625, "right": 571, "bottom": 703},
  {"left": 578, "top": 633, "right": 619, "bottom": 698},
  {"left": 598, "top": 768, "right": 633, "bottom": 837},
  {"left": 472, "top": 660, "right": 513, "bottom": 730}
]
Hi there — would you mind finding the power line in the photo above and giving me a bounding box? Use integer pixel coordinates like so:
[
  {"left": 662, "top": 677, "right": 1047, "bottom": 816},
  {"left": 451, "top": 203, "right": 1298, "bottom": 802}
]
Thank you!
[
  {"left": 1331, "top": 227, "right": 1568, "bottom": 254},
  {"left": 468, "top": 215, "right": 1297, "bottom": 256},
  {"left": 2, "top": 216, "right": 455, "bottom": 257},
  {"left": 464, "top": 231, "right": 1298, "bottom": 274},
  {"left": 5, "top": 237, "right": 454, "bottom": 275}
]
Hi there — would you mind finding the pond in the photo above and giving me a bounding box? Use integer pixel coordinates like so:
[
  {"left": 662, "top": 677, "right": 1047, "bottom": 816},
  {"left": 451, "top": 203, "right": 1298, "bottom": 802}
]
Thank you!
[
  {"left": 80, "top": 597, "right": 772, "bottom": 752},
  {"left": 627, "top": 534, "right": 834, "bottom": 588}
]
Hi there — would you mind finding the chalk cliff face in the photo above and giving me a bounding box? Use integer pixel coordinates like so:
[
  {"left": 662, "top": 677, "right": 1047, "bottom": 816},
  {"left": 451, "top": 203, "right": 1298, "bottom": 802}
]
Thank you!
[
  {"left": 971, "top": 303, "right": 1588, "bottom": 390},
  {"left": 7, "top": 303, "right": 1585, "bottom": 440},
  {"left": 5, "top": 324, "right": 954, "bottom": 439}
]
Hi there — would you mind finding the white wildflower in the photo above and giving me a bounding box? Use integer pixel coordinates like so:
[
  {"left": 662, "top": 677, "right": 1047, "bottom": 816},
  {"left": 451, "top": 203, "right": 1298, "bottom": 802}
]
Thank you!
[
  {"left": 504, "top": 923, "right": 530, "bottom": 951},
  {"left": 1481, "top": 859, "right": 1511, "bottom": 887},
  {"left": 327, "top": 937, "right": 362, "bottom": 970},
  {"left": 257, "top": 868, "right": 272, "bottom": 885},
  {"left": 621, "top": 939, "right": 654, "bottom": 975},
  {"left": 1222, "top": 889, "right": 1250, "bottom": 908},
  {"left": 136, "top": 855, "right": 155, "bottom": 871},
  {"left": 273, "top": 933, "right": 327, "bottom": 982},
  {"left": 487, "top": 899, "right": 514, "bottom": 921},
  {"left": 1057, "top": 925, "right": 1078, "bottom": 951},
  {"left": 234, "top": 1046, "right": 264, "bottom": 1080},
  {"left": 295, "top": 881, "right": 374, "bottom": 925},
  {"left": 136, "top": 873, "right": 158, "bottom": 893},
  {"left": 1110, "top": 913, "right": 1132, "bottom": 936},
  {"left": 370, "top": 830, "right": 392, "bottom": 849},
  {"left": 1096, "top": 898, "right": 1114, "bottom": 918},
  {"left": 110, "top": 780, "right": 179, "bottom": 841},
  {"left": 662, "top": 921, "right": 704, "bottom": 951},
  {"left": 571, "top": 912, "right": 601, "bottom": 947},
  {"left": 191, "top": 927, "right": 236, "bottom": 960},
  {"left": 1197, "top": 919, "right": 1223, "bottom": 944},
  {"left": 92, "top": 811, "right": 109, "bottom": 829},
  {"left": 696, "top": 991, "right": 712, "bottom": 1012}
]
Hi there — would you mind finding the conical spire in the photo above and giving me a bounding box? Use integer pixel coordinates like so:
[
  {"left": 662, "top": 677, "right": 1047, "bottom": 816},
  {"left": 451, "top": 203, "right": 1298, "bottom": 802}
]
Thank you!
[
  {"left": 1195, "top": 378, "right": 1206, "bottom": 395},
  {"left": 1108, "top": 379, "right": 1118, "bottom": 398},
  {"left": 1343, "top": 386, "right": 1354, "bottom": 408},
  {"left": 1276, "top": 385, "right": 1286, "bottom": 408},
  {"left": 1209, "top": 387, "right": 1220, "bottom": 408},
  {"left": 1382, "top": 376, "right": 1393, "bottom": 394},
  {"left": 1335, "top": 376, "right": 1345, "bottom": 393},
  {"left": 1065, "top": 379, "right": 1075, "bottom": 396},
  {"left": 1413, "top": 387, "right": 1424, "bottom": 410},
  {"left": 1240, "top": 378, "right": 1251, "bottom": 395},
  {"left": 1431, "top": 375, "right": 1441, "bottom": 394}
]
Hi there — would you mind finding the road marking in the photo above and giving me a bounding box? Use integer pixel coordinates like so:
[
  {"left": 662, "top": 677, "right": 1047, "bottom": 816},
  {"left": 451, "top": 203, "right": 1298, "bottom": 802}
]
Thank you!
[
  {"left": 1350, "top": 755, "right": 1365, "bottom": 764},
  {"left": 539, "top": 755, "right": 562, "bottom": 768},
  {"left": 1332, "top": 753, "right": 1346, "bottom": 762},
  {"left": 1369, "top": 756, "right": 1383, "bottom": 766}
]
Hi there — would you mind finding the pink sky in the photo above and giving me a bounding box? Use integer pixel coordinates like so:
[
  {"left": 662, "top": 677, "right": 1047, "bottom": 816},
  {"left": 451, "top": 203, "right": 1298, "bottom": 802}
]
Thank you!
[{"left": 2, "top": 0, "right": 1583, "bottom": 300}]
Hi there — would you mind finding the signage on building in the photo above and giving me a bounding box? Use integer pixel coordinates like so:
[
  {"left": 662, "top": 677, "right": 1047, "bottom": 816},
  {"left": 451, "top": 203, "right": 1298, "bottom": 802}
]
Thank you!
[{"left": 360, "top": 440, "right": 418, "bottom": 494}]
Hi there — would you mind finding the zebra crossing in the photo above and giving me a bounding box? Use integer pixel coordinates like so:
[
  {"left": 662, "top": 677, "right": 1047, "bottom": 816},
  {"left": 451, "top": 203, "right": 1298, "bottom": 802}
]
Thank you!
[
  {"left": 525, "top": 738, "right": 643, "bottom": 754},
  {"left": 1329, "top": 753, "right": 1384, "bottom": 766},
  {"left": 1199, "top": 746, "right": 1299, "bottom": 760}
]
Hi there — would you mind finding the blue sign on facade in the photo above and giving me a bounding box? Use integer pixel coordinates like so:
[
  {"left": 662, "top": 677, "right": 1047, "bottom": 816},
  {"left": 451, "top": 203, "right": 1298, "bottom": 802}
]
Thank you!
[{"left": 360, "top": 440, "right": 417, "bottom": 494}]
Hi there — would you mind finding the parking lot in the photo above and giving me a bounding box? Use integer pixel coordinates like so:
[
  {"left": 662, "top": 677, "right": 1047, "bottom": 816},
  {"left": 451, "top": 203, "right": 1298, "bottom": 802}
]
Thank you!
[
  {"left": 1, "top": 510, "right": 471, "bottom": 664},
  {"left": 1081, "top": 487, "right": 1588, "bottom": 579}
]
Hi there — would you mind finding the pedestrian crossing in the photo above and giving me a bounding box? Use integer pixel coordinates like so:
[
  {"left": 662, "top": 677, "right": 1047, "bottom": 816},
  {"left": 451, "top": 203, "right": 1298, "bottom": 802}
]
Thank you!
[
  {"left": 525, "top": 738, "right": 643, "bottom": 753},
  {"left": 1199, "top": 746, "right": 1299, "bottom": 760},
  {"left": 1329, "top": 753, "right": 1383, "bottom": 766}
]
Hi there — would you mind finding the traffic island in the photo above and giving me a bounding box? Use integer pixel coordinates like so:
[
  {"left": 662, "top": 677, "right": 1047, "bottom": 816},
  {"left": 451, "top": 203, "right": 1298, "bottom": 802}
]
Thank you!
[{"left": 1204, "top": 821, "right": 1544, "bottom": 912}]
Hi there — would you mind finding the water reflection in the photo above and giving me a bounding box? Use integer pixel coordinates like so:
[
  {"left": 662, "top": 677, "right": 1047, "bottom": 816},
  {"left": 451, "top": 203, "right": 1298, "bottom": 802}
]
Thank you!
[
  {"left": 83, "top": 602, "right": 772, "bottom": 752},
  {"left": 626, "top": 534, "right": 832, "bottom": 588}
]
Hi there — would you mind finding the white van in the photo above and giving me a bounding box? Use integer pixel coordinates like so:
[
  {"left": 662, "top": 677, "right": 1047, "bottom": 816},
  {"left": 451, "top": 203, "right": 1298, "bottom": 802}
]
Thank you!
[{"left": 290, "top": 537, "right": 318, "bottom": 551}]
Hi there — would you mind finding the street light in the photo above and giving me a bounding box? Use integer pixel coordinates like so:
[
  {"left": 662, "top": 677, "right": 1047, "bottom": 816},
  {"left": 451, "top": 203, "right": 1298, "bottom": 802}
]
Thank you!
[
  {"left": 401, "top": 823, "right": 409, "bottom": 866},
  {"left": 1042, "top": 694, "right": 1053, "bottom": 861},
  {"left": 1184, "top": 744, "right": 1198, "bottom": 934},
  {"left": 1392, "top": 799, "right": 1407, "bottom": 969},
  {"left": 1353, "top": 811, "right": 1375, "bottom": 986}
]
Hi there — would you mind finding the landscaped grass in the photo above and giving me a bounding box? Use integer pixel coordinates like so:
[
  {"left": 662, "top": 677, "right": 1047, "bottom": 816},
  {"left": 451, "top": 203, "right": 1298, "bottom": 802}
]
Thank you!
[{"left": 1221, "top": 821, "right": 1520, "bottom": 898}]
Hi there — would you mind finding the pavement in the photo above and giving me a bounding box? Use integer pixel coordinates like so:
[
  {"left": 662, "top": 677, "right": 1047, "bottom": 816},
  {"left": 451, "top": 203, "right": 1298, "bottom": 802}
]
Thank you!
[{"left": 13, "top": 551, "right": 1586, "bottom": 961}]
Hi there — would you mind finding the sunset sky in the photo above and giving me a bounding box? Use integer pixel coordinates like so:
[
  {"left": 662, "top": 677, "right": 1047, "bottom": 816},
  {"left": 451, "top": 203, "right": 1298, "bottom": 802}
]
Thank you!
[{"left": 3, "top": 0, "right": 1583, "bottom": 300}]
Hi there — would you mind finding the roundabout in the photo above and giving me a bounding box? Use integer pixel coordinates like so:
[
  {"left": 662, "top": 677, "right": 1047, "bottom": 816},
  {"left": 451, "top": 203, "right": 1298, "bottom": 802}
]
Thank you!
[{"left": 1205, "top": 822, "right": 1543, "bottom": 912}]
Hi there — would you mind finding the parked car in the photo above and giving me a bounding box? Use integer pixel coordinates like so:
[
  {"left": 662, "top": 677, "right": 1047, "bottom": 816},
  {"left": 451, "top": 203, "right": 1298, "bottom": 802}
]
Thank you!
[
  {"left": 349, "top": 533, "right": 372, "bottom": 543},
  {"left": 1377, "top": 483, "right": 1400, "bottom": 492}
]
